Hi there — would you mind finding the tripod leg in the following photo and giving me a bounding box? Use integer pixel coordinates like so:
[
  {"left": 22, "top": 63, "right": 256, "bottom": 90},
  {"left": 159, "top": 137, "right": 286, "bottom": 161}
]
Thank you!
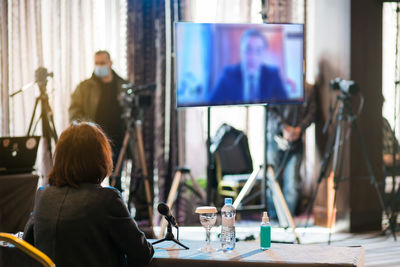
[
  {"left": 303, "top": 128, "right": 339, "bottom": 231},
  {"left": 27, "top": 98, "right": 40, "bottom": 136},
  {"left": 267, "top": 166, "right": 300, "bottom": 244},
  {"left": 327, "top": 118, "right": 349, "bottom": 244},
  {"left": 152, "top": 234, "right": 189, "bottom": 249},
  {"left": 134, "top": 121, "right": 154, "bottom": 227},
  {"left": 47, "top": 104, "right": 58, "bottom": 142},
  {"left": 188, "top": 172, "right": 207, "bottom": 201},
  {"left": 232, "top": 165, "right": 262, "bottom": 209},
  {"left": 171, "top": 238, "right": 189, "bottom": 249},
  {"left": 111, "top": 131, "right": 130, "bottom": 187},
  {"left": 152, "top": 237, "right": 168, "bottom": 245},
  {"left": 352, "top": 120, "right": 397, "bottom": 240}
]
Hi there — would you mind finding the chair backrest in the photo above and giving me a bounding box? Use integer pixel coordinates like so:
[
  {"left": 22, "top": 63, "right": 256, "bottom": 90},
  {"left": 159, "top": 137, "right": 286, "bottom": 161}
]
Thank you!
[
  {"left": 211, "top": 124, "right": 253, "bottom": 176},
  {"left": 0, "top": 233, "right": 55, "bottom": 267}
]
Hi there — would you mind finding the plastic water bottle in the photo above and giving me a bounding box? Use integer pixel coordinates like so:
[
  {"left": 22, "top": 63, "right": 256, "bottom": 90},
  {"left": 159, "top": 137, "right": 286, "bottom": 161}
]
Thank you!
[
  {"left": 260, "top": 211, "right": 271, "bottom": 250},
  {"left": 221, "top": 197, "right": 236, "bottom": 250}
]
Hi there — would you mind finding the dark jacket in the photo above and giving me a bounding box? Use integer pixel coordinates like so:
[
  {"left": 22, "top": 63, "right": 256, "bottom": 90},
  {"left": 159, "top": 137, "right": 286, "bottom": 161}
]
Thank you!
[
  {"left": 267, "top": 83, "right": 317, "bottom": 149},
  {"left": 69, "top": 71, "right": 127, "bottom": 122},
  {"left": 23, "top": 184, "right": 154, "bottom": 267},
  {"left": 210, "top": 64, "right": 287, "bottom": 105}
]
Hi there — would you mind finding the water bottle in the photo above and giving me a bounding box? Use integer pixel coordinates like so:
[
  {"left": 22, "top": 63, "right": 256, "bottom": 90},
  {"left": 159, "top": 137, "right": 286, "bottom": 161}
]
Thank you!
[{"left": 221, "top": 197, "right": 236, "bottom": 250}]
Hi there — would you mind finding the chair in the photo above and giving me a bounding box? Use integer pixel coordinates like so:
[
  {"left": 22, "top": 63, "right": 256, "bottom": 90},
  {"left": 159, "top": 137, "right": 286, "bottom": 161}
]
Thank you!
[
  {"left": 211, "top": 124, "right": 262, "bottom": 205},
  {"left": 0, "top": 232, "right": 55, "bottom": 267},
  {"left": 384, "top": 164, "right": 400, "bottom": 226}
]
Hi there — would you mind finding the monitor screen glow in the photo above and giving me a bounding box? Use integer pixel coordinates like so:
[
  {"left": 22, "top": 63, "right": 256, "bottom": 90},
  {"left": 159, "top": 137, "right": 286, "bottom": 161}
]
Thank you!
[{"left": 175, "top": 22, "right": 304, "bottom": 107}]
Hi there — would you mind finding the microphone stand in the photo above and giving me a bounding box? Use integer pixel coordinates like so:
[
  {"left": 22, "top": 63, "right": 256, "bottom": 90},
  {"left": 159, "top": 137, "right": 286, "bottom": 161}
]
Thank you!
[{"left": 152, "top": 221, "right": 189, "bottom": 249}]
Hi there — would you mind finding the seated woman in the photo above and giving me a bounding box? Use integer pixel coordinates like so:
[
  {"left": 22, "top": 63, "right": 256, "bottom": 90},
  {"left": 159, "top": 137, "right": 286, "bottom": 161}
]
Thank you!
[{"left": 23, "top": 122, "right": 154, "bottom": 267}]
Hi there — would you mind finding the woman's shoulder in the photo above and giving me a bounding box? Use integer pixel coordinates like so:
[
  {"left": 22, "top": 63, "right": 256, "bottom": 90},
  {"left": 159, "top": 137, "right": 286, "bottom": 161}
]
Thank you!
[
  {"left": 36, "top": 184, "right": 121, "bottom": 199},
  {"left": 97, "top": 186, "right": 122, "bottom": 198}
]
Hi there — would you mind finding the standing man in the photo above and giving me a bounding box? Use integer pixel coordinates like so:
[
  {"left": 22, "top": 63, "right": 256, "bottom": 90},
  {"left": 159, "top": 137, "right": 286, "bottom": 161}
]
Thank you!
[
  {"left": 267, "top": 83, "right": 316, "bottom": 218},
  {"left": 69, "top": 50, "right": 127, "bottom": 191}
]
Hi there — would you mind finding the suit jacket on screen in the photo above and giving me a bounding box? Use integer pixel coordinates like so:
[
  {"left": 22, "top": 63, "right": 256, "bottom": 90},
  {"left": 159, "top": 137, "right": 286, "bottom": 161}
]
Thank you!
[
  {"left": 210, "top": 64, "right": 287, "bottom": 105},
  {"left": 23, "top": 184, "right": 154, "bottom": 267}
]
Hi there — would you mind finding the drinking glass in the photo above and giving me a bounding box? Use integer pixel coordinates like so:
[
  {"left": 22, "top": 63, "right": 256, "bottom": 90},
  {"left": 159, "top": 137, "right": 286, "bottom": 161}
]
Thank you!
[{"left": 195, "top": 206, "right": 217, "bottom": 252}]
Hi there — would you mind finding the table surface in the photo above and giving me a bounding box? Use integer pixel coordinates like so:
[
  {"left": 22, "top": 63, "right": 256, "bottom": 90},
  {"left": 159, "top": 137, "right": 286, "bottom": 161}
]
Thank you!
[
  {"left": 149, "top": 239, "right": 365, "bottom": 267},
  {"left": 0, "top": 239, "right": 365, "bottom": 267}
]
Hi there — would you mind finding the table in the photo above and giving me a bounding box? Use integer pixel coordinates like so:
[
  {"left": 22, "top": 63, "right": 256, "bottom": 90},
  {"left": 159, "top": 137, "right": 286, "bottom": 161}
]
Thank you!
[
  {"left": 149, "top": 240, "right": 365, "bottom": 267},
  {"left": 1, "top": 239, "right": 364, "bottom": 267},
  {"left": 0, "top": 173, "right": 39, "bottom": 233}
]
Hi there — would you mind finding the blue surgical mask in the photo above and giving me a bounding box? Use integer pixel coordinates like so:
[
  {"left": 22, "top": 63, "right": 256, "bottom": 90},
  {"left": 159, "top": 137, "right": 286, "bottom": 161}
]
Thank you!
[{"left": 94, "top": 65, "right": 110, "bottom": 78}]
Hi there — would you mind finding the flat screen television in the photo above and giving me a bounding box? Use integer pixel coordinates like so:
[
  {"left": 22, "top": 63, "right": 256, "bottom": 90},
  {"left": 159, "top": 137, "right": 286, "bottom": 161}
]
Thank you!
[{"left": 175, "top": 22, "right": 304, "bottom": 107}]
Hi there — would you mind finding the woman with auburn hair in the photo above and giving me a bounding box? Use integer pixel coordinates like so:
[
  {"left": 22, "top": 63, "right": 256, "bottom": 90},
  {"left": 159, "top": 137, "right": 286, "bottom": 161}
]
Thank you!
[{"left": 23, "top": 122, "right": 154, "bottom": 267}]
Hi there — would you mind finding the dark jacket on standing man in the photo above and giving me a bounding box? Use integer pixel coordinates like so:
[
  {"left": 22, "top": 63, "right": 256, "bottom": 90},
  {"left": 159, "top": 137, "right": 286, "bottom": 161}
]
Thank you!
[{"left": 69, "top": 71, "right": 127, "bottom": 122}]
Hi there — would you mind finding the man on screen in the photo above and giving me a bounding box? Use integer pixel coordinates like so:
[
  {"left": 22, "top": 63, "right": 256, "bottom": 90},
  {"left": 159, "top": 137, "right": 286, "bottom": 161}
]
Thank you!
[{"left": 210, "top": 29, "right": 287, "bottom": 104}]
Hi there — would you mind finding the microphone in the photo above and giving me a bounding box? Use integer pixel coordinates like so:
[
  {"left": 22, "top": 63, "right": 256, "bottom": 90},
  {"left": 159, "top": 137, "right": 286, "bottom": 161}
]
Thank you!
[{"left": 157, "top": 202, "right": 178, "bottom": 228}]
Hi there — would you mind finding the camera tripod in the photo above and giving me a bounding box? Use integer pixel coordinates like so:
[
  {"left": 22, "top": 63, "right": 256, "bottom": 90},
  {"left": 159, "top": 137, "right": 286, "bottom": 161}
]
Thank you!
[
  {"left": 15, "top": 68, "right": 58, "bottom": 163},
  {"left": 304, "top": 93, "right": 396, "bottom": 243},
  {"left": 110, "top": 115, "right": 154, "bottom": 229}
]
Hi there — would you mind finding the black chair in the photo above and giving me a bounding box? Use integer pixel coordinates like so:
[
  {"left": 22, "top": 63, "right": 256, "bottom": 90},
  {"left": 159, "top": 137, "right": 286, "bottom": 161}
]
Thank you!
[{"left": 211, "top": 124, "right": 261, "bottom": 205}]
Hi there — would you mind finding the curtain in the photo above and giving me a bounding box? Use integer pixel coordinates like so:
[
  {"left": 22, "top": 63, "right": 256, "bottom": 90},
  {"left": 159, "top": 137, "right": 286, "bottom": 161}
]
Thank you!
[
  {"left": 127, "top": 0, "right": 182, "bottom": 219},
  {"left": 6, "top": 0, "right": 127, "bottom": 181},
  {"left": 265, "top": 0, "right": 304, "bottom": 23},
  {"left": 127, "top": 0, "right": 158, "bottom": 220},
  {"left": 383, "top": 3, "right": 400, "bottom": 140},
  {"left": 0, "top": 0, "right": 8, "bottom": 136}
]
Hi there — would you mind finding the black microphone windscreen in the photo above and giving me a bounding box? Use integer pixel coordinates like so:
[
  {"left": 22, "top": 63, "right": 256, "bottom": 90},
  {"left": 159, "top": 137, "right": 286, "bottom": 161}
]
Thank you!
[{"left": 157, "top": 202, "right": 169, "bottom": 216}]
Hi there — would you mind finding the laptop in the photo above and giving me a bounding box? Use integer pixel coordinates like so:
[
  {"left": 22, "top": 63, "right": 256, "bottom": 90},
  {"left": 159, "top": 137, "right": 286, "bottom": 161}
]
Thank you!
[{"left": 0, "top": 136, "right": 41, "bottom": 175}]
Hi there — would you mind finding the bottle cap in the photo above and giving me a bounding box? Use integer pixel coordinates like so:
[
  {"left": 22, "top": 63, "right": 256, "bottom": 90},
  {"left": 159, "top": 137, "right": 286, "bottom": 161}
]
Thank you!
[
  {"left": 262, "top": 211, "right": 269, "bottom": 223},
  {"left": 224, "top": 198, "right": 233, "bottom": 205}
]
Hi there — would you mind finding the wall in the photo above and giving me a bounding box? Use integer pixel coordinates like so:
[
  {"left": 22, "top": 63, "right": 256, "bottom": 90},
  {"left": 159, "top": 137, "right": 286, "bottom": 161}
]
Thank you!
[
  {"left": 308, "top": 0, "right": 383, "bottom": 232},
  {"left": 350, "top": 0, "right": 383, "bottom": 232},
  {"left": 307, "top": 0, "right": 352, "bottom": 229}
]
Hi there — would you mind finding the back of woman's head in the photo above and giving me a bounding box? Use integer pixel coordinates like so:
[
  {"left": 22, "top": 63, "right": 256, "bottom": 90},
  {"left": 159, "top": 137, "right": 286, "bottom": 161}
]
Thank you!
[{"left": 48, "top": 122, "right": 113, "bottom": 187}]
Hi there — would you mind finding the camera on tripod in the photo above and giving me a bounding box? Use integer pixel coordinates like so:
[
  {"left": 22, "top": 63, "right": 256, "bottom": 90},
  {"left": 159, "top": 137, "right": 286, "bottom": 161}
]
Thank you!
[
  {"left": 119, "top": 83, "right": 156, "bottom": 110},
  {"left": 330, "top": 78, "right": 359, "bottom": 96},
  {"left": 35, "top": 67, "right": 54, "bottom": 88}
]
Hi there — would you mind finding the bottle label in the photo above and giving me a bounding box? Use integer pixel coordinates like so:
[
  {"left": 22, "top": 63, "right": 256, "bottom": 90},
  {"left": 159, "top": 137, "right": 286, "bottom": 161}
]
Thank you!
[
  {"left": 260, "top": 225, "right": 271, "bottom": 249},
  {"left": 222, "top": 217, "right": 235, "bottom": 227}
]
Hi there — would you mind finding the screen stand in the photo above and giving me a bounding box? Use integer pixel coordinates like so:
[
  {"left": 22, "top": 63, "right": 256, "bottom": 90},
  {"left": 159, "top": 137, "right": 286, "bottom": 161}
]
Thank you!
[{"left": 206, "top": 107, "right": 213, "bottom": 205}]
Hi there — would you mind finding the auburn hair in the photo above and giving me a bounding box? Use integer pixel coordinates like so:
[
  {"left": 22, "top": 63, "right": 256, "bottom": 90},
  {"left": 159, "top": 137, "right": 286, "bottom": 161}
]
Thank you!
[{"left": 48, "top": 122, "right": 113, "bottom": 187}]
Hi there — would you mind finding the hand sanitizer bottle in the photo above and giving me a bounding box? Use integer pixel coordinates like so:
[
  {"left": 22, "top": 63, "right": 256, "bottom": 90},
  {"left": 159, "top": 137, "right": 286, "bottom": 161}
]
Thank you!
[{"left": 260, "top": 211, "right": 271, "bottom": 250}]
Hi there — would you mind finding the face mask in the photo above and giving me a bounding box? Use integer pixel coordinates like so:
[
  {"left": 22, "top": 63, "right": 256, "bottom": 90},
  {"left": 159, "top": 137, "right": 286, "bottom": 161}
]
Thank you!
[{"left": 94, "top": 65, "right": 110, "bottom": 78}]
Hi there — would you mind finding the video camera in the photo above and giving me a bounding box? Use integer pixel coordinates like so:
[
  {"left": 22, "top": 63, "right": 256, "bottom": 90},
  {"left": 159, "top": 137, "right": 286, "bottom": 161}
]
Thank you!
[
  {"left": 329, "top": 78, "right": 359, "bottom": 96},
  {"left": 119, "top": 83, "right": 156, "bottom": 109}
]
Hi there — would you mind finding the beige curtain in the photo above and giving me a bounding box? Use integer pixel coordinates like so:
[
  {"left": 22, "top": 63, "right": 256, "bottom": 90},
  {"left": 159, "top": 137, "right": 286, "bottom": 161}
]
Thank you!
[
  {"left": 266, "top": 0, "right": 304, "bottom": 23},
  {"left": 0, "top": 0, "right": 9, "bottom": 136},
  {"left": 6, "top": 0, "right": 127, "bottom": 180},
  {"left": 8, "top": 0, "right": 127, "bottom": 136}
]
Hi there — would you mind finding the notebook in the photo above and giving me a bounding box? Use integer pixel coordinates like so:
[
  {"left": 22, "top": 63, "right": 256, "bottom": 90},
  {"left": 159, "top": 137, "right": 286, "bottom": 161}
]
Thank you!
[{"left": 0, "top": 136, "right": 40, "bottom": 175}]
